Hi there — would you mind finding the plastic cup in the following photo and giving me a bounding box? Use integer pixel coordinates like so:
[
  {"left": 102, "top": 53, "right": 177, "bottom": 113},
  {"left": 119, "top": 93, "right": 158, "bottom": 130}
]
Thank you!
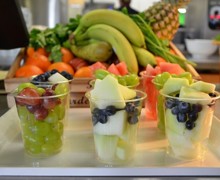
[
  {"left": 85, "top": 90, "right": 146, "bottom": 165},
  {"left": 11, "top": 82, "right": 70, "bottom": 157},
  {"left": 160, "top": 90, "right": 220, "bottom": 160},
  {"left": 140, "top": 71, "right": 158, "bottom": 120}
]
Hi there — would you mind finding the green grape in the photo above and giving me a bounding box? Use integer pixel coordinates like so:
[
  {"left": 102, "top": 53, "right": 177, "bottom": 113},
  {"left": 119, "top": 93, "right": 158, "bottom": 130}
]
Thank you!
[
  {"left": 45, "top": 110, "right": 59, "bottom": 123},
  {"left": 36, "top": 87, "right": 45, "bottom": 95},
  {"left": 51, "top": 122, "right": 64, "bottom": 135},
  {"left": 26, "top": 133, "right": 45, "bottom": 146},
  {"left": 17, "top": 105, "right": 30, "bottom": 121},
  {"left": 94, "top": 69, "right": 110, "bottom": 79},
  {"left": 124, "top": 74, "right": 139, "bottom": 86},
  {"left": 45, "top": 131, "right": 60, "bottom": 144},
  {"left": 42, "top": 138, "right": 62, "bottom": 154},
  {"left": 17, "top": 82, "right": 37, "bottom": 93},
  {"left": 153, "top": 72, "right": 171, "bottom": 90},
  {"left": 175, "top": 72, "right": 193, "bottom": 84},
  {"left": 31, "top": 121, "right": 51, "bottom": 136},
  {"left": 55, "top": 82, "right": 69, "bottom": 95},
  {"left": 26, "top": 143, "right": 42, "bottom": 154},
  {"left": 117, "top": 76, "right": 127, "bottom": 86},
  {"left": 54, "top": 104, "right": 66, "bottom": 120}
]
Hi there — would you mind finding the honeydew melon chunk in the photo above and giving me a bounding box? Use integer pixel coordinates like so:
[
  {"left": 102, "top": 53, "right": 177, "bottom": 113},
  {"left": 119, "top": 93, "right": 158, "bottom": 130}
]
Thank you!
[
  {"left": 190, "top": 81, "right": 215, "bottom": 93},
  {"left": 186, "top": 106, "right": 213, "bottom": 142},
  {"left": 165, "top": 109, "right": 186, "bottom": 134},
  {"left": 118, "top": 84, "right": 137, "bottom": 100},
  {"left": 94, "top": 133, "right": 118, "bottom": 162},
  {"left": 90, "top": 75, "right": 125, "bottom": 109},
  {"left": 93, "top": 110, "right": 127, "bottom": 136},
  {"left": 48, "top": 72, "right": 68, "bottom": 82},
  {"left": 116, "top": 139, "right": 134, "bottom": 160},
  {"left": 162, "top": 77, "right": 190, "bottom": 95},
  {"left": 179, "top": 86, "right": 212, "bottom": 105},
  {"left": 120, "top": 122, "right": 138, "bottom": 143},
  {"left": 166, "top": 129, "right": 200, "bottom": 159}
]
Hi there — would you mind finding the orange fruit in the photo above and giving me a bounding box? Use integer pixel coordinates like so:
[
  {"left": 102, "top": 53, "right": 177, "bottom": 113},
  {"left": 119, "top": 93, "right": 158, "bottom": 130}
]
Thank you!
[
  {"left": 25, "top": 52, "right": 51, "bottom": 72},
  {"left": 27, "top": 47, "right": 48, "bottom": 57},
  {"left": 74, "top": 66, "right": 93, "bottom": 78},
  {"left": 48, "top": 62, "right": 74, "bottom": 75},
  {"left": 15, "top": 65, "right": 44, "bottom": 78},
  {"left": 61, "top": 47, "right": 74, "bottom": 63}
]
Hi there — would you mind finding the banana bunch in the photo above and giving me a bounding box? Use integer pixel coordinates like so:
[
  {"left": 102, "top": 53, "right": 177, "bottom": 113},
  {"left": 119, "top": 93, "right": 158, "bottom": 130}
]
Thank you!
[{"left": 71, "top": 9, "right": 156, "bottom": 74}]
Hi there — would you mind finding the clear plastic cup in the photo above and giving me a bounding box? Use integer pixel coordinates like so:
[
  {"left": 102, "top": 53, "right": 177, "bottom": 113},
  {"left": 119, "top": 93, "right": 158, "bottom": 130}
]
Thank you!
[
  {"left": 11, "top": 82, "right": 70, "bottom": 157},
  {"left": 140, "top": 71, "right": 158, "bottom": 120},
  {"left": 86, "top": 90, "right": 146, "bottom": 165},
  {"left": 160, "top": 90, "right": 220, "bottom": 160}
]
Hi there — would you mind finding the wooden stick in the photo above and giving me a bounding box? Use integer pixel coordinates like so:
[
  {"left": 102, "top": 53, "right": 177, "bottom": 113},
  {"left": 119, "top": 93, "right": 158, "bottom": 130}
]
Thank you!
[{"left": 169, "top": 42, "right": 201, "bottom": 80}]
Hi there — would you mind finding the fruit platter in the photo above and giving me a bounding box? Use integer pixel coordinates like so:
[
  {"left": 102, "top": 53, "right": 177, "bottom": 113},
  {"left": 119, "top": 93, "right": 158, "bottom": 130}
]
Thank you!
[{"left": 4, "top": 1, "right": 201, "bottom": 108}]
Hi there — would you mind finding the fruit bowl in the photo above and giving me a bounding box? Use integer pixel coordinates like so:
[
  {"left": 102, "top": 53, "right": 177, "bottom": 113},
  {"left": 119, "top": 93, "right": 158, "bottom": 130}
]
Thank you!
[{"left": 185, "top": 39, "right": 218, "bottom": 59}]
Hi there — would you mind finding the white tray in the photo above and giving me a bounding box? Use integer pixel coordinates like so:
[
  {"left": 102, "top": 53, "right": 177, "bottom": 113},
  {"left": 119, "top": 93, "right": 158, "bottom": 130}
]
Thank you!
[{"left": 0, "top": 106, "right": 220, "bottom": 177}]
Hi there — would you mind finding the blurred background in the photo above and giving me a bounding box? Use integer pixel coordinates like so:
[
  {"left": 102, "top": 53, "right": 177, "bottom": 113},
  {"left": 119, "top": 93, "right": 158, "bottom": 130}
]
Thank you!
[{"left": 1, "top": 0, "right": 220, "bottom": 71}]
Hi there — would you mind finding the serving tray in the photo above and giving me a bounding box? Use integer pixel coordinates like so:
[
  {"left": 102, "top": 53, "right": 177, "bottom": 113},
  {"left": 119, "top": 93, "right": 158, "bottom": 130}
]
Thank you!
[{"left": 0, "top": 106, "right": 220, "bottom": 177}]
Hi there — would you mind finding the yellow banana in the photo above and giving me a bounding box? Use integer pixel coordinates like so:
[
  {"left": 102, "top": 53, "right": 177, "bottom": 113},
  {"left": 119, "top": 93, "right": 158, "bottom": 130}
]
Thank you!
[
  {"left": 74, "top": 9, "right": 146, "bottom": 48},
  {"left": 132, "top": 46, "right": 156, "bottom": 67},
  {"left": 70, "top": 40, "right": 113, "bottom": 62},
  {"left": 76, "top": 24, "right": 138, "bottom": 74}
]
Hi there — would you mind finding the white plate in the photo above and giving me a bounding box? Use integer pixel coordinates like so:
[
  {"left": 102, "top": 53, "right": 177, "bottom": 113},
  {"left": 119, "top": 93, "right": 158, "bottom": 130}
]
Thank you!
[{"left": 0, "top": 107, "right": 220, "bottom": 177}]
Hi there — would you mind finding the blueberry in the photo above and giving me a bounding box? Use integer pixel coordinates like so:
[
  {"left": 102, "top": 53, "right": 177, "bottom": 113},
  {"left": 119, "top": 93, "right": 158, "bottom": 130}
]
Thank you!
[
  {"left": 178, "top": 101, "right": 190, "bottom": 113},
  {"left": 165, "top": 98, "right": 177, "bottom": 109},
  {"left": 191, "top": 104, "right": 203, "bottom": 113},
  {"left": 209, "top": 92, "right": 217, "bottom": 97},
  {"left": 98, "top": 113, "right": 108, "bottom": 124},
  {"left": 50, "top": 69, "right": 59, "bottom": 75},
  {"left": 177, "top": 113, "right": 187, "bottom": 122},
  {"left": 105, "top": 106, "right": 117, "bottom": 116},
  {"left": 171, "top": 106, "right": 179, "bottom": 115},
  {"left": 44, "top": 71, "right": 51, "bottom": 79},
  {"left": 125, "top": 102, "right": 136, "bottom": 113},
  {"left": 188, "top": 112, "right": 198, "bottom": 121},
  {"left": 92, "top": 114, "right": 99, "bottom": 125},
  {"left": 128, "top": 115, "right": 138, "bottom": 124},
  {"left": 185, "top": 120, "right": 195, "bottom": 130},
  {"left": 61, "top": 71, "right": 73, "bottom": 80}
]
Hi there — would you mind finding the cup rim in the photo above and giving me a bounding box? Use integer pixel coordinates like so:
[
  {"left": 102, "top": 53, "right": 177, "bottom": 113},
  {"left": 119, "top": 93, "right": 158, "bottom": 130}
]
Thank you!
[
  {"left": 85, "top": 89, "right": 147, "bottom": 103},
  {"left": 159, "top": 89, "right": 220, "bottom": 101}
]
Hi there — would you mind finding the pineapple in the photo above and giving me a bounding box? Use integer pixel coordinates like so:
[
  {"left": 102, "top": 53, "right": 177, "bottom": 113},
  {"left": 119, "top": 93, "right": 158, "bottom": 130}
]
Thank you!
[{"left": 143, "top": 0, "right": 191, "bottom": 41}]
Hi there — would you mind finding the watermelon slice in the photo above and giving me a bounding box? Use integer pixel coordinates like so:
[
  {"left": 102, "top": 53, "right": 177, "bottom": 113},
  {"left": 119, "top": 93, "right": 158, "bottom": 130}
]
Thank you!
[
  {"left": 107, "top": 63, "right": 121, "bottom": 75},
  {"left": 159, "top": 62, "right": 185, "bottom": 75},
  {"left": 90, "top": 62, "right": 107, "bottom": 72},
  {"left": 116, "top": 62, "right": 128, "bottom": 76}
]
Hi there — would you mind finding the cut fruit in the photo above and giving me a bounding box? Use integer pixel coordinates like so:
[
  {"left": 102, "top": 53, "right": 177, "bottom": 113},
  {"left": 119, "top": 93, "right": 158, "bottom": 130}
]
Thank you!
[
  {"left": 93, "top": 133, "right": 118, "bottom": 162},
  {"left": 165, "top": 109, "right": 185, "bottom": 134},
  {"left": 120, "top": 122, "right": 138, "bottom": 143},
  {"left": 90, "top": 75, "right": 125, "bottom": 109},
  {"left": 186, "top": 106, "right": 213, "bottom": 142},
  {"left": 118, "top": 84, "right": 136, "bottom": 100},
  {"left": 179, "top": 86, "right": 212, "bottom": 105},
  {"left": 93, "top": 110, "right": 127, "bottom": 136},
  {"left": 48, "top": 72, "right": 68, "bottom": 82},
  {"left": 162, "top": 77, "right": 189, "bottom": 95},
  {"left": 190, "top": 81, "right": 216, "bottom": 94},
  {"left": 116, "top": 139, "right": 134, "bottom": 160}
]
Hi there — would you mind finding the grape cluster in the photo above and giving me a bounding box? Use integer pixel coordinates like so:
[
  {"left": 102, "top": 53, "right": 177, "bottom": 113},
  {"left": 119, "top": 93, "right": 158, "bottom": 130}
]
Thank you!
[
  {"left": 165, "top": 98, "right": 203, "bottom": 130},
  {"left": 91, "top": 100, "right": 140, "bottom": 126},
  {"left": 31, "top": 69, "right": 73, "bottom": 85}
]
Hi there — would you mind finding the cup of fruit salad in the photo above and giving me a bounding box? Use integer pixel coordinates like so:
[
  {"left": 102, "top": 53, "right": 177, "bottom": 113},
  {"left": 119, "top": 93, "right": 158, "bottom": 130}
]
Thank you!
[
  {"left": 86, "top": 75, "right": 146, "bottom": 165},
  {"left": 159, "top": 76, "right": 220, "bottom": 160},
  {"left": 11, "top": 81, "right": 70, "bottom": 157}
]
